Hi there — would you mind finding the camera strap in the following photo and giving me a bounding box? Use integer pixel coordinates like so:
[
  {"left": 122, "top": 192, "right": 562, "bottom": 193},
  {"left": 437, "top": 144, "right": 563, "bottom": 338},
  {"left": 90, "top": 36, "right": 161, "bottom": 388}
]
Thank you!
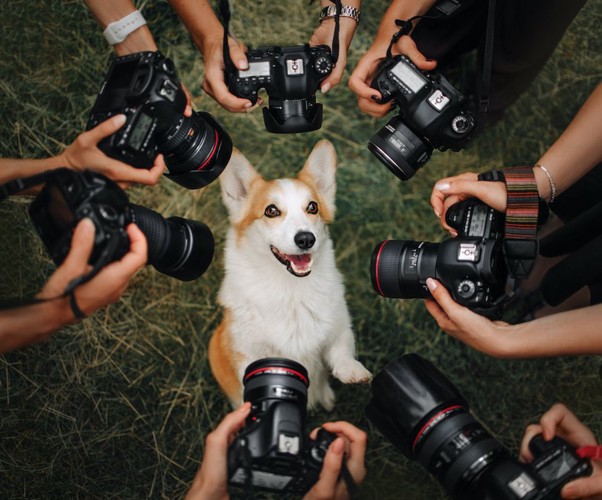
[
  {"left": 577, "top": 445, "right": 602, "bottom": 460},
  {"left": 387, "top": 0, "right": 496, "bottom": 113},
  {"left": 0, "top": 171, "right": 51, "bottom": 202},
  {"left": 219, "top": 0, "right": 341, "bottom": 74},
  {"left": 478, "top": 167, "right": 539, "bottom": 279}
]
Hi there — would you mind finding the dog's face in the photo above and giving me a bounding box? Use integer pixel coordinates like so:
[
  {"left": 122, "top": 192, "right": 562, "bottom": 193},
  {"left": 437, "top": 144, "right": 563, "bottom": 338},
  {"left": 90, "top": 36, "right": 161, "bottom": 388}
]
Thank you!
[{"left": 220, "top": 140, "right": 337, "bottom": 277}]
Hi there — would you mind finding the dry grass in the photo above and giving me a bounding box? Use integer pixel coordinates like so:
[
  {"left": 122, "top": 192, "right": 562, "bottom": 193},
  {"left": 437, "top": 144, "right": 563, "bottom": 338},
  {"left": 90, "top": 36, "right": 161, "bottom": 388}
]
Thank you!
[{"left": 0, "top": 0, "right": 601, "bottom": 498}]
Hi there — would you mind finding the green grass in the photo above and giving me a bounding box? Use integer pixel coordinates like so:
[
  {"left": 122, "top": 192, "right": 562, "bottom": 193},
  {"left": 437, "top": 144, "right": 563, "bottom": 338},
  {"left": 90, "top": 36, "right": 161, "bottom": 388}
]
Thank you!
[{"left": 1, "top": 0, "right": 601, "bottom": 498}]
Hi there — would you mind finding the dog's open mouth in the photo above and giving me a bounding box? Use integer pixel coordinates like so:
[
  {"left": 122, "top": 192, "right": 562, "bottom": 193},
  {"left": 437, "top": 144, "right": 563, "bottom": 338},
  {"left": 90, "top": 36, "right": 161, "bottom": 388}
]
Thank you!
[{"left": 270, "top": 246, "right": 313, "bottom": 277}]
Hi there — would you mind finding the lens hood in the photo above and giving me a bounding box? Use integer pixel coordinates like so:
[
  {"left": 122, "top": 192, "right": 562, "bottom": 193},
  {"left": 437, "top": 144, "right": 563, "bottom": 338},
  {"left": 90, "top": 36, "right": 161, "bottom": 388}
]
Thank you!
[
  {"left": 366, "top": 353, "right": 467, "bottom": 459},
  {"left": 263, "top": 102, "right": 323, "bottom": 134}
]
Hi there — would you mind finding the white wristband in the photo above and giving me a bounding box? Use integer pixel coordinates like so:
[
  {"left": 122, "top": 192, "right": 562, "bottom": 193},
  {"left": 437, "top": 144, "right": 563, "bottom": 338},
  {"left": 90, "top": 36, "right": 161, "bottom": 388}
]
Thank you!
[{"left": 103, "top": 10, "right": 147, "bottom": 46}]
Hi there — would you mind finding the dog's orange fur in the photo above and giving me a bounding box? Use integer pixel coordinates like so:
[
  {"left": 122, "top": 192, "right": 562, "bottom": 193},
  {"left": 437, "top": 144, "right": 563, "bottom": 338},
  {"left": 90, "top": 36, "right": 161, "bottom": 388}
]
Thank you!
[{"left": 208, "top": 311, "right": 242, "bottom": 403}]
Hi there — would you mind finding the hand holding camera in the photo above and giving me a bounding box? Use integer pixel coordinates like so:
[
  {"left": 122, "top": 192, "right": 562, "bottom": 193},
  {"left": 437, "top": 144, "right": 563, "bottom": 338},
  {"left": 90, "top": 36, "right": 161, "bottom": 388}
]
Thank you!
[{"left": 367, "top": 354, "right": 593, "bottom": 500}]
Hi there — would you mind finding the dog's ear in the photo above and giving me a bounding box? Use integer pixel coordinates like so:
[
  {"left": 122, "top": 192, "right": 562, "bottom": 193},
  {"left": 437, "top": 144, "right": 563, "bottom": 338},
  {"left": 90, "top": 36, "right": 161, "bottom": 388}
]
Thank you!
[
  {"left": 220, "top": 148, "right": 261, "bottom": 218},
  {"left": 299, "top": 140, "right": 337, "bottom": 218}
]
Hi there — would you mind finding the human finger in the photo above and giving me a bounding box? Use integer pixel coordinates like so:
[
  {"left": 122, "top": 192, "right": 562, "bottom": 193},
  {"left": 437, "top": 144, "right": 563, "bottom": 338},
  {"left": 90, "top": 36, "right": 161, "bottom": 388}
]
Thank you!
[
  {"left": 424, "top": 297, "right": 459, "bottom": 334},
  {"left": 203, "top": 76, "right": 253, "bottom": 113},
  {"left": 228, "top": 36, "right": 249, "bottom": 70},
  {"left": 206, "top": 402, "right": 252, "bottom": 451},
  {"left": 61, "top": 218, "right": 96, "bottom": 275},
  {"left": 182, "top": 83, "right": 193, "bottom": 117},
  {"left": 392, "top": 36, "right": 437, "bottom": 72},
  {"left": 430, "top": 172, "right": 478, "bottom": 217},
  {"left": 519, "top": 424, "right": 543, "bottom": 462},
  {"left": 321, "top": 421, "right": 367, "bottom": 482},
  {"left": 86, "top": 114, "right": 127, "bottom": 142},
  {"left": 540, "top": 403, "right": 597, "bottom": 445},
  {"left": 303, "top": 438, "right": 345, "bottom": 500},
  {"left": 434, "top": 178, "right": 507, "bottom": 213},
  {"left": 561, "top": 476, "right": 602, "bottom": 499}
]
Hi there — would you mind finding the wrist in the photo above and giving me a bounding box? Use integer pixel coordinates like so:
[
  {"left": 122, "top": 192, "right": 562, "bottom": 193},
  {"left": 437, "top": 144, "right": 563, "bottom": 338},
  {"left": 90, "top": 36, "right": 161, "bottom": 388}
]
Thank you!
[{"left": 113, "top": 26, "right": 158, "bottom": 56}]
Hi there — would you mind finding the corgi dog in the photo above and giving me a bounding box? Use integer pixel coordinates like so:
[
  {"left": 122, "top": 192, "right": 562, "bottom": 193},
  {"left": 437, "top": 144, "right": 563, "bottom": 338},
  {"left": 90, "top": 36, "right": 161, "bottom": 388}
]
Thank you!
[{"left": 209, "top": 140, "right": 371, "bottom": 411}]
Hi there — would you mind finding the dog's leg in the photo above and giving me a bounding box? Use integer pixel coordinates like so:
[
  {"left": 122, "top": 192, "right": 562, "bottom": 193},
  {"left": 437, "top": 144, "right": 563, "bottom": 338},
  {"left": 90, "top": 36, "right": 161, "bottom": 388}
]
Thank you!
[
  {"left": 326, "top": 329, "right": 372, "bottom": 384},
  {"left": 309, "top": 365, "right": 336, "bottom": 412},
  {"left": 209, "top": 318, "right": 243, "bottom": 408}
]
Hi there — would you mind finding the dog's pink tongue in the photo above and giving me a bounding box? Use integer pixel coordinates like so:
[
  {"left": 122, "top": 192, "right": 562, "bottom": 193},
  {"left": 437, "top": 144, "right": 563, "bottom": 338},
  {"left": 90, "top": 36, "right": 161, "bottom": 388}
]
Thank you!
[{"left": 288, "top": 253, "right": 311, "bottom": 268}]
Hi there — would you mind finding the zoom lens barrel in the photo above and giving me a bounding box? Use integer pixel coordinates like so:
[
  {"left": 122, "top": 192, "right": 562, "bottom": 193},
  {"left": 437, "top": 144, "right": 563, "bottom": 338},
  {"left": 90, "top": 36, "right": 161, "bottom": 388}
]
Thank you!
[{"left": 130, "top": 204, "right": 214, "bottom": 281}]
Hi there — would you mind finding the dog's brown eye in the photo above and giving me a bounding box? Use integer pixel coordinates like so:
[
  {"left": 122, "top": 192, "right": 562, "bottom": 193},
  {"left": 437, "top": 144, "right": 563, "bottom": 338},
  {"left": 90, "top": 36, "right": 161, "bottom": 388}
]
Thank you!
[
  {"left": 264, "top": 204, "right": 281, "bottom": 218},
  {"left": 307, "top": 201, "right": 319, "bottom": 214}
]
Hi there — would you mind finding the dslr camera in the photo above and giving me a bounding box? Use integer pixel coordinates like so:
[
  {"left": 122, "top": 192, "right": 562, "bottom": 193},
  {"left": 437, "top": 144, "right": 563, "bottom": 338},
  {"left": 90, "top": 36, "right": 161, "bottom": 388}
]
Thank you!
[
  {"left": 87, "top": 51, "right": 232, "bottom": 189},
  {"left": 370, "top": 198, "right": 508, "bottom": 317},
  {"left": 368, "top": 55, "right": 476, "bottom": 180},
  {"left": 226, "top": 45, "right": 334, "bottom": 133},
  {"left": 367, "top": 353, "right": 593, "bottom": 500},
  {"left": 228, "top": 358, "right": 337, "bottom": 494},
  {"left": 29, "top": 168, "right": 214, "bottom": 282}
]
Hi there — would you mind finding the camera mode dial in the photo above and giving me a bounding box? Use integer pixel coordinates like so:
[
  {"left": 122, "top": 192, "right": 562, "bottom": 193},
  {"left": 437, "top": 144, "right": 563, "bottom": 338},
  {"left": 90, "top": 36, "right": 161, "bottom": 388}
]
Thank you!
[
  {"left": 451, "top": 115, "right": 472, "bottom": 134},
  {"left": 457, "top": 279, "right": 476, "bottom": 300},
  {"left": 313, "top": 55, "right": 333, "bottom": 76}
]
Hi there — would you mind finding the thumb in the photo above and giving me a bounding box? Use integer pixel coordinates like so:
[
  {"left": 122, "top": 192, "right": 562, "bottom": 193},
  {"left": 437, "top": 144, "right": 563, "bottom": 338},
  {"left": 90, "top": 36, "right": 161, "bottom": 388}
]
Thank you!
[
  {"left": 86, "top": 114, "right": 127, "bottom": 142},
  {"left": 562, "top": 476, "right": 602, "bottom": 499},
  {"left": 394, "top": 36, "right": 437, "bottom": 72},
  {"left": 435, "top": 178, "right": 507, "bottom": 212},
  {"left": 228, "top": 37, "right": 248, "bottom": 70}
]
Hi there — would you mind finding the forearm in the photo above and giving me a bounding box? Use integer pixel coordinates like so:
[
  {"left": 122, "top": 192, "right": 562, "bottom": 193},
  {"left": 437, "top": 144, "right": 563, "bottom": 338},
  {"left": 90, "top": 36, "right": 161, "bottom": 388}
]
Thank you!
[
  {"left": 168, "top": 0, "right": 224, "bottom": 52},
  {"left": 373, "top": 0, "right": 437, "bottom": 48},
  {"left": 0, "top": 299, "right": 72, "bottom": 354},
  {"left": 0, "top": 156, "right": 66, "bottom": 185},
  {"left": 534, "top": 83, "right": 602, "bottom": 201},
  {"left": 83, "top": 0, "right": 158, "bottom": 55},
  {"left": 501, "top": 304, "right": 602, "bottom": 358}
]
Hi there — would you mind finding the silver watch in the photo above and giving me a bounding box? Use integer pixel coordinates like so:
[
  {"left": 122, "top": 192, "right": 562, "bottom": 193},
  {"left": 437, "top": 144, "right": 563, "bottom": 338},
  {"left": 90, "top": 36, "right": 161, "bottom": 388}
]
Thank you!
[{"left": 319, "top": 4, "right": 361, "bottom": 24}]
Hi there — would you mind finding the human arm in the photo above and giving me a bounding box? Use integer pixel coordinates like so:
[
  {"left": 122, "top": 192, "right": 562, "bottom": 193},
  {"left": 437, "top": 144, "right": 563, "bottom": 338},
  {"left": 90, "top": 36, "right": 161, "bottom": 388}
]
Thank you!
[
  {"left": 348, "top": 0, "right": 437, "bottom": 117},
  {"left": 0, "top": 219, "right": 147, "bottom": 353},
  {"left": 308, "top": 0, "right": 361, "bottom": 94},
  {"left": 430, "top": 83, "right": 602, "bottom": 231},
  {"left": 520, "top": 403, "right": 602, "bottom": 499},
  {"left": 185, "top": 402, "right": 251, "bottom": 500},
  {"left": 168, "top": 0, "right": 254, "bottom": 113},
  {"left": 0, "top": 115, "right": 165, "bottom": 187},
  {"left": 303, "top": 421, "right": 368, "bottom": 500},
  {"left": 424, "top": 277, "right": 602, "bottom": 358}
]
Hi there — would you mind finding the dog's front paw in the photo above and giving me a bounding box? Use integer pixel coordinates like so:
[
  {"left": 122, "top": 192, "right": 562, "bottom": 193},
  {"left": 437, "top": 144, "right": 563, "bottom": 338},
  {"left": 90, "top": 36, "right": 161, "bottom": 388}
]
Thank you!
[{"left": 332, "top": 359, "right": 372, "bottom": 384}]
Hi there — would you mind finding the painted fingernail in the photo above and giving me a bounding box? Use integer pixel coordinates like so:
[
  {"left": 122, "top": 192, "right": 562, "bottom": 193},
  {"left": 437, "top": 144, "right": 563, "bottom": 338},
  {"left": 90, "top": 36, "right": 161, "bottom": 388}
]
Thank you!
[
  {"left": 426, "top": 278, "right": 437, "bottom": 291},
  {"left": 435, "top": 182, "right": 450, "bottom": 191},
  {"left": 450, "top": 230, "right": 458, "bottom": 237},
  {"left": 434, "top": 208, "right": 441, "bottom": 218},
  {"left": 114, "top": 114, "right": 127, "bottom": 126},
  {"left": 244, "top": 101, "right": 253, "bottom": 108},
  {"left": 370, "top": 95, "right": 379, "bottom": 102},
  {"left": 321, "top": 82, "right": 331, "bottom": 94}
]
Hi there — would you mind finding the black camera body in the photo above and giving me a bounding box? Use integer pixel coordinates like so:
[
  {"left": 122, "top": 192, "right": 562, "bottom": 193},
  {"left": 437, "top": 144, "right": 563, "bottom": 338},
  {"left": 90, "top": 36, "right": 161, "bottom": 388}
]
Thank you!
[
  {"left": 226, "top": 44, "right": 334, "bottom": 133},
  {"left": 368, "top": 55, "right": 476, "bottom": 180},
  {"left": 371, "top": 199, "right": 508, "bottom": 316},
  {"left": 366, "top": 354, "right": 593, "bottom": 500},
  {"left": 29, "top": 169, "right": 214, "bottom": 282},
  {"left": 87, "top": 51, "right": 232, "bottom": 189},
  {"left": 228, "top": 358, "right": 336, "bottom": 494}
]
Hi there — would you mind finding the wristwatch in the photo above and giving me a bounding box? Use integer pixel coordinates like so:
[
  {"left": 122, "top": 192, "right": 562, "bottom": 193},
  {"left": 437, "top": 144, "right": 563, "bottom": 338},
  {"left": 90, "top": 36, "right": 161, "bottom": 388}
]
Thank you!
[{"left": 319, "top": 4, "right": 361, "bottom": 24}]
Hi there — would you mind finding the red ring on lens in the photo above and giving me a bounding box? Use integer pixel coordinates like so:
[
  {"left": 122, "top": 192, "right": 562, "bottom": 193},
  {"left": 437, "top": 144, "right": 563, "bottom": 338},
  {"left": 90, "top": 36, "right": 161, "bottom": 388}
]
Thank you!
[
  {"left": 244, "top": 366, "right": 309, "bottom": 386},
  {"left": 196, "top": 130, "right": 219, "bottom": 171},
  {"left": 374, "top": 241, "right": 389, "bottom": 296},
  {"left": 412, "top": 405, "right": 464, "bottom": 453}
]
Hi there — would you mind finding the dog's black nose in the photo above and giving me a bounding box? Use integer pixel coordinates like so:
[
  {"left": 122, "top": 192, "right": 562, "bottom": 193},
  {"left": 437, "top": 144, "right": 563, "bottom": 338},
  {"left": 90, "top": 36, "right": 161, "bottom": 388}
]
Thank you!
[{"left": 295, "top": 231, "right": 316, "bottom": 250}]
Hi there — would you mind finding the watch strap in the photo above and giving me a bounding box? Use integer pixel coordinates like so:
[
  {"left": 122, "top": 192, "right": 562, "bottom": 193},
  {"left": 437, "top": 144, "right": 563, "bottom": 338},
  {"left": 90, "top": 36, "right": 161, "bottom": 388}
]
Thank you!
[
  {"left": 103, "top": 10, "right": 147, "bottom": 46},
  {"left": 319, "top": 4, "right": 361, "bottom": 23}
]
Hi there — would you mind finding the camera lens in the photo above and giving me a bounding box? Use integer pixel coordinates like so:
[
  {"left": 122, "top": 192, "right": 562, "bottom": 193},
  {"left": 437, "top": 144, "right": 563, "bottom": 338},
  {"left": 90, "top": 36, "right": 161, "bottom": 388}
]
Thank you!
[
  {"left": 368, "top": 116, "right": 433, "bottom": 181},
  {"left": 130, "top": 204, "right": 214, "bottom": 281},
  {"left": 243, "top": 358, "right": 309, "bottom": 412},
  {"left": 158, "top": 111, "right": 233, "bottom": 189},
  {"left": 367, "top": 354, "right": 509, "bottom": 498},
  {"left": 370, "top": 240, "right": 438, "bottom": 298}
]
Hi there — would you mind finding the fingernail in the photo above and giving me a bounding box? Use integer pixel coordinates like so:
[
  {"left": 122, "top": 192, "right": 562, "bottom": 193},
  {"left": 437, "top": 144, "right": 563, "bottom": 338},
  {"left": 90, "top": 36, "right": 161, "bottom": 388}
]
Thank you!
[
  {"left": 426, "top": 59, "right": 435, "bottom": 62},
  {"left": 114, "top": 114, "right": 127, "bottom": 126},
  {"left": 434, "top": 208, "right": 441, "bottom": 218},
  {"left": 239, "top": 402, "right": 251, "bottom": 412},
  {"left": 426, "top": 278, "right": 437, "bottom": 291},
  {"left": 562, "top": 485, "right": 576, "bottom": 498},
  {"left": 80, "top": 218, "right": 94, "bottom": 233},
  {"left": 331, "top": 438, "right": 344, "bottom": 455},
  {"left": 244, "top": 101, "right": 253, "bottom": 109},
  {"left": 450, "top": 230, "right": 458, "bottom": 237},
  {"left": 238, "top": 60, "right": 249, "bottom": 70},
  {"left": 370, "top": 95, "right": 379, "bottom": 102},
  {"left": 435, "top": 182, "right": 450, "bottom": 191},
  {"left": 321, "top": 82, "right": 331, "bottom": 94}
]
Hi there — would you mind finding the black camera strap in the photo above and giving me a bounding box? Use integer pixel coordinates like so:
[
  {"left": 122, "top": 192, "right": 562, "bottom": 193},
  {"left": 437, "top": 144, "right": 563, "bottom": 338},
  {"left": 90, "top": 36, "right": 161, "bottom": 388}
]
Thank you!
[
  {"left": 219, "top": 0, "right": 342, "bottom": 74},
  {"left": 387, "top": 0, "right": 497, "bottom": 113}
]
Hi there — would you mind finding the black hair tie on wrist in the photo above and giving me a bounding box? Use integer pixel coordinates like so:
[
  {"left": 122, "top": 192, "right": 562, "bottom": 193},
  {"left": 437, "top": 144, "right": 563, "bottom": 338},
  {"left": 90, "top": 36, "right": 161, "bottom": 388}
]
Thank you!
[{"left": 69, "top": 290, "right": 87, "bottom": 320}]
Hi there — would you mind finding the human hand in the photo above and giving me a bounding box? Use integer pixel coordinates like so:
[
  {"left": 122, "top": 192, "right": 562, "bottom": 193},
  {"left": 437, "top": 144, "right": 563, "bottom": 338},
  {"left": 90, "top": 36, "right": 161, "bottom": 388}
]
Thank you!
[
  {"left": 424, "top": 278, "right": 517, "bottom": 358},
  {"left": 430, "top": 172, "right": 507, "bottom": 235},
  {"left": 38, "top": 219, "right": 147, "bottom": 320},
  {"left": 348, "top": 35, "right": 436, "bottom": 118},
  {"left": 309, "top": 17, "right": 358, "bottom": 94},
  {"left": 520, "top": 403, "right": 602, "bottom": 499},
  {"left": 199, "top": 33, "right": 259, "bottom": 113},
  {"left": 185, "top": 402, "right": 252, "bottom": 500},
  {"left": 58, "top": 115, "right": 165, "bottom": 186},
  {"left": 303, "top": 421, "right": 367, "bottom": 500}
]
